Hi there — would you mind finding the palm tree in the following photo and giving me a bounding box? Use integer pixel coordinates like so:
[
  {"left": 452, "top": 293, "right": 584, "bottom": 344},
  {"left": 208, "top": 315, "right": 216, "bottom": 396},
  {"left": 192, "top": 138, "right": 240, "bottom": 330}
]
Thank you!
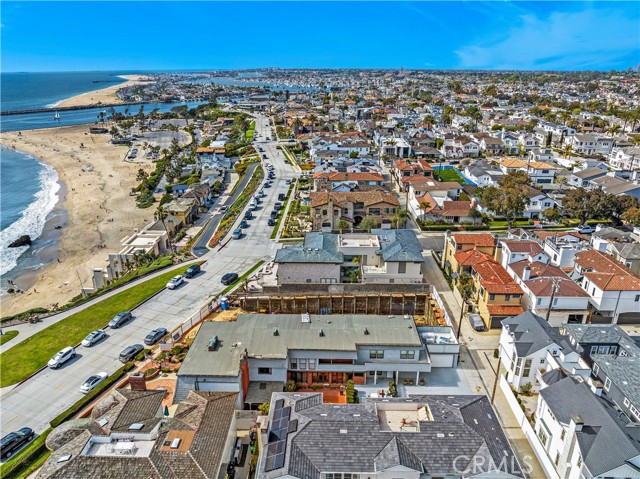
[
  {"left": 608, "top": 124, "right": 622, "bottom": 135},
  {"left": 155, "top": 205, "right": 175, "bottom": 253},
  {"left": 291, "top": 118, "right": 303, "bottom": 136},
  {"left": 308, "top": 114, "right": 318, "bottom": 133},
  {"left": 419, "top": 201, "right": 432, "bottom": 221},
  {"left": 564, "top": 144, "right": 573, "bottom": 158},
  {"left": 392, "top": 209, "right": 409, "bottom": 229}
]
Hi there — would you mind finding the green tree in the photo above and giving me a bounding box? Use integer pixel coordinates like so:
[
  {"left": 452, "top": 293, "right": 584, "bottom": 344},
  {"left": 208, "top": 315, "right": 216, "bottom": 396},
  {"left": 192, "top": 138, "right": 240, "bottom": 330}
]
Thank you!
[
  {"left": 481, "top": 170, "right": 531, "bottom": 229},
  {"left": 258, "top": 402, "right": 270, "bottom": 416},
  {"left": 392, "top": 209, "right": 409, "bottom": 229},
  {"left": 337, "top": 220, "right": 350, "bottom": 233},
  {"left": 346, "top": 380, "right": 358, "bottom": 404},
  {"left": 155, "top": 205, "right": 175, "bottom": 253},
  {"left": 418, "top": 200, "right": 432, "bottom": 221},
  {"left": 542, "top": 207, "right": 562, "bottom": 223},
  {"left": 545, "top": 131, "right": 553, "bottom": 147},
  {"left": 562, "top": 188, "right": 609, "bottom": 224},
  {"left": 621, "top": 207, "right": 640, "bottom": 225},
  {"left": 457, "top": 272, "right": 474, "bottom": 303},
  {"left": 359, "top": 216, "right": 377, "bottom": 232}
]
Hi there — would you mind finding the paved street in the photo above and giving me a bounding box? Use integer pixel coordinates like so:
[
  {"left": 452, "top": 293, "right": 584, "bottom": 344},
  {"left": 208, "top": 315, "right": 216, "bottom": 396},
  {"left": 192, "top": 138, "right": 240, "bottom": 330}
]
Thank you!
[{"left": 0, "top": 114, "right": 297, "bottom": 438}]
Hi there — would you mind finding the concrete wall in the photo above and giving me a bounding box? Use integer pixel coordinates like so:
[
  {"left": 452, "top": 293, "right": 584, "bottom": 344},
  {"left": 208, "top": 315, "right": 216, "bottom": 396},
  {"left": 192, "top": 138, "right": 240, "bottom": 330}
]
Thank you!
[{"left": 248, "top": 358, "right": 288, "bottom": 382}]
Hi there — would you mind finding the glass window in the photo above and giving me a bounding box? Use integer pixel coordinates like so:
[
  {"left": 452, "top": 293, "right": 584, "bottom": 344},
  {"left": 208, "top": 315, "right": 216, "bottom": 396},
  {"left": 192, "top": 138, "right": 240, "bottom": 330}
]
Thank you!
[
  {"left": 523, "top": 359, "right": 532, "bottom": 377},
  {"left": 604, "top": 377, "right": 611, "bottom": 391},
  {"left": 538, "top": 428, "right": 548, "bottom": 447},
  {"left": 308, "top": 359, "right": 316, "bottom": 370},
  {"left": 258, "top": 368, "right": 272, "bottom": 375},
  {"left": 398, "top": 262, "right": 407, "bottom": 274},
  {"left": 299, "top": 359, "right": 307, "bottom": 370},
  {"left": 505, "top": 294, "right": 511, "bottom": 301},
  {"left": 290, "top": 359, "right": 298, "bottom": 370},
  {"left": 369, "top": 350, "right": 384, "bottom": 359},
  {"left": 400, "top": 351, "right": 415, "bottom": 359},
  {"left": 515, "top": 358, "right": 522, "bottom": 376},
  {"left": 489, "top": 293, "right": 496, "bottom": 301}
]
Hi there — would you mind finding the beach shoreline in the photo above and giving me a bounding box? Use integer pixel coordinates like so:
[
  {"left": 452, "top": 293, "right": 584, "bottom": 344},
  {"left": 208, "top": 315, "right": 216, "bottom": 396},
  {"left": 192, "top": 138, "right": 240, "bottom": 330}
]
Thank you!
[
  {"left": 0, "top": 124, "right": 155, "bottom": 315},
  {"left": 52, "top": 74, "right": 154, "bottom": 109}
]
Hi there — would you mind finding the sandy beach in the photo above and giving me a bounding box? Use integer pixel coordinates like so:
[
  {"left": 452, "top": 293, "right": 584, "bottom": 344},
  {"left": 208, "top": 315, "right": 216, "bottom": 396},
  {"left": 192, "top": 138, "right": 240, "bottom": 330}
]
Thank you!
[
  {"left": 1, "top": 125, "right": 155, "bottom": 315},
  {"left": 55, "top": 74, "right": 153, "bottom": 108}
]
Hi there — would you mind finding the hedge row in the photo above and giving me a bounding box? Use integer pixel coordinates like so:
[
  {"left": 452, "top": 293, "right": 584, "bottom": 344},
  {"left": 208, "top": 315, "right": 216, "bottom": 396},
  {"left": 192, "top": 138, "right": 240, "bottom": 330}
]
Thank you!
[
  {"left": 0, "top": 428, "right": 52, "bottom": 479},
  {"left": 49, "top": 362, "right": 135, "bottom": 428}
]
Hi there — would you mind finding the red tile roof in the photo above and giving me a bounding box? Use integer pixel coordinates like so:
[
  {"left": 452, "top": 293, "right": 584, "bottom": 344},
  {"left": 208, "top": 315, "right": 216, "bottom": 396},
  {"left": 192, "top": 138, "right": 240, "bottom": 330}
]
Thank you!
[
  {"left": 583, "top": 271, "right": 640, "bottom": 291},
  {"left": 394, "top": 158, "right": 434, "bottom": 172},
  {"left": 473, "top": 261, "right": 524, "bottom": 294},
  {"left": 454, "top": 249, "right": 494, "bottom": 267},
  {"left": 500, "top": 240, "right": 544, "bottom": 255},
  {"left": 451, "top": 233, "right": 496, "bottom": 247},
  {"left": 310, "top": 191, "right": 400, "bottom": 208},
  {"left": 313, "top": 172, "right": 384, "bottom": 182},
  {"left": 575, "top": 249, "right": 640, "bottom": 291},
  {"left": 487, "top": 305, "right": 525, "bottom": 316}
]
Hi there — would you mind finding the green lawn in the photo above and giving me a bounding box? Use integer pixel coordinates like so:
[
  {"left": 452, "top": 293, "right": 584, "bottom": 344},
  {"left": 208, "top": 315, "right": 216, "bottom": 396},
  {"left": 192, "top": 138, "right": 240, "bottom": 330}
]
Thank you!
[
  {"left": 489, "top": 220, "right": 532, "bottom": 227},
  {"left": 0, "top": 330, "right": 19, "bottom": 345},
  {"left": 435, "top": 168, "right": 467, "bottom": 184},
  {"left": 0, "top": 264, "right": 192, "bottom": 387}
]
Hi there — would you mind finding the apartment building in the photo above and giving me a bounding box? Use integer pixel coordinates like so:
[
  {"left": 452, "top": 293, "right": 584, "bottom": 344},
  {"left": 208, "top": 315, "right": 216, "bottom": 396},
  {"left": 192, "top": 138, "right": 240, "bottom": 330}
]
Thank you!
[
  {"left": 442, "top": 232, "right": 497, "bottom": 274},
  {"left": 310, "top": 191, "right": 400, "bottom": 231}
]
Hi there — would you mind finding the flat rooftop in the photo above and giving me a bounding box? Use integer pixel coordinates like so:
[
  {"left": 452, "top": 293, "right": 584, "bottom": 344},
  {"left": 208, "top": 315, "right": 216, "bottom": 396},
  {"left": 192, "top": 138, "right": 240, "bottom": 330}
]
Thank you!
[{"left": 339, "top": 234, "right": 380, "bottom": 248}]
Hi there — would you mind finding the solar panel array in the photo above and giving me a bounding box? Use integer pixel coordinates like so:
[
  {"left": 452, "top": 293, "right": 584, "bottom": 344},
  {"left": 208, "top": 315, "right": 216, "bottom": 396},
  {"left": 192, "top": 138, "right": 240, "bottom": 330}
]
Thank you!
[{"left": 265, "top": 402, "right": 291, "bottom": 471}]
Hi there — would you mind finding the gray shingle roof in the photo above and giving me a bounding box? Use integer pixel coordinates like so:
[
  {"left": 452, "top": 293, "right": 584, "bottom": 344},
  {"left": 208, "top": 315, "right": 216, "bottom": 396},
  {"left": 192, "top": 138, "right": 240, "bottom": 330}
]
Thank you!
[
  {"left": 259, "top": 393, "right": 523, "bottom": 478},
  {"left": 562, "top": 324, "right": 640, "bottom": 355},
  {"left": 539, "top": 376, "right": 640, "bottom": 476},
  {"left": 179, "top": 314, "right": 425, "bottom": 377},
  {"left": 501, "top": 311, "right": 573, "bottom": 357},
  {"left": 591, "top": 353, "right": 640, "bottom": 407},
  {"left": 275, "top": 233, "right": 343, "bottom": 264},
  {"left": 371, "top": 229, "right": 425, "bottom": 263}
]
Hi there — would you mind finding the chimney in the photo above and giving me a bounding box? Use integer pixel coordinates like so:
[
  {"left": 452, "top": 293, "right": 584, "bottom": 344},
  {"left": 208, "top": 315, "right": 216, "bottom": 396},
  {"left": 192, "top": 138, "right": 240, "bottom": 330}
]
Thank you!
[
  {"left": 590, "top": 379, "right": 603, "bottom": 397},
  {"left": 570, "top": 414, "right": 584, "bottom": 433},
  {"left": 129, "top": 372, "right": 147, "bottom": 391},
  {"left": 523, "top": 266, "right": 531, "bottom": 281}
]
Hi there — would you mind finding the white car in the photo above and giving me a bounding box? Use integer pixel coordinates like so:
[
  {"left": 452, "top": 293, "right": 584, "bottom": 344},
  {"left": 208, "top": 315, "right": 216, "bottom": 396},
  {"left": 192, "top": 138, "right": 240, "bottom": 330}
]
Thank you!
[
  {"left": 574, "top": 224, "right": 596, "bottom": 234},
  {"left": 82, "top": 329, "right": 106, "bottom": 347},
  {"left": 48, "top": 347, "right": 76, "bottom": 369},
  {"left": 166, "top": 275, "right": 184, "bottom": 290},
  {"left": 80, "top": 372, "right": 108, "bottom": 394}
]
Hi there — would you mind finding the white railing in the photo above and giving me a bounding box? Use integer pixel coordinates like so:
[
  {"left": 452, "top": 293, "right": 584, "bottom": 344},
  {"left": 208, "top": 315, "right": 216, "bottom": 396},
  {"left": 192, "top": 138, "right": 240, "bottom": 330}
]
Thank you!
[
  {"left": 429, "top": 284, "right": 453, "bottom": 327},
  {"left": 170, "top": 296, "right": 222, "bottom": 343}
]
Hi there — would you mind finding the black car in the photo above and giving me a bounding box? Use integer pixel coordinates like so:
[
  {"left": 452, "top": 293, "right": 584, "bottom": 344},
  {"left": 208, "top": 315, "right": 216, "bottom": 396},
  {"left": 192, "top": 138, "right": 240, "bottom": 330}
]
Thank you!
[
  {"left": 184, "top": 264, "right": 201, "bottom": 278},
  {"left": 270, "top": 210, "right": 279, "bottom": 219},
  {"left": 119, "top": 344, "right": 144, "bottom": 363},
  {"left": 144, "top": 328, "right": 169, "bottom": 346},
  {"left": 268, "top": 218, "right": 276, "bottom": 226},
  {"left": 221, "top": 272, "right": 239, "bottom": 285},
  {"left": 108, "top": 311, "right": 133, "bottom": 329},
  {"left": 274, "top": 202, "right": 283, "bottom": 210},
  {"left": 278, "top": 193, "right": 286, "bottom": 201},
  {"left": 1, "top": 427, "right": 34, "bottom": 459},
  {"left": 244, "top": 211, "right": 252, "bottom": 220},
  {"left": 262, "top": 154, "right": 267, "bottom": 159}
]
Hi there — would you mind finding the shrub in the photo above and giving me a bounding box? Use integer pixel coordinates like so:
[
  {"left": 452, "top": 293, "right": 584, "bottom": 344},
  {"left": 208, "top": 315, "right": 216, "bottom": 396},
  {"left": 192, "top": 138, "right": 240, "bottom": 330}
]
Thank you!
[
  {"left": 388, "top": 381, "right": 398, "bottom": 398},
  {"left": 144, "top": 367, "right": 157, "bottom": 377},
  {"left": 346, "top": 380, "right": 358, "bottom": 404},
  {"left": 520, "top": 382, "right": 533, "bottom": 395},
  {"left": 258, "top": 402, "right": 270, "bottom": 416},
  {"left": 135, "top": 349, "right": 151, "bottom": 362},
  {"left": 493, "top": 348, "right": 499, "bottom": 359},
  {"left": 285, "top": 380, "right": 298, "bottom": 392}
]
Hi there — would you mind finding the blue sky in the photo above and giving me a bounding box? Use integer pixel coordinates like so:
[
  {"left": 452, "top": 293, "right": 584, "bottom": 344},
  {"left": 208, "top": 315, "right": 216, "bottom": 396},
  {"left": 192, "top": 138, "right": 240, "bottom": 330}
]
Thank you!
[{"left": 2, "top": 1, "right": 639, "bottom": 72}]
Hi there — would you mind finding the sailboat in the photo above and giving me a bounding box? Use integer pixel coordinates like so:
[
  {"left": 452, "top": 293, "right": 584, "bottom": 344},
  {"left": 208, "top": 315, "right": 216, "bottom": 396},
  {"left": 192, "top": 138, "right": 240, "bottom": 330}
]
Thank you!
[{"left": 53, "top": 111, "right": 60, "bottom": 121}]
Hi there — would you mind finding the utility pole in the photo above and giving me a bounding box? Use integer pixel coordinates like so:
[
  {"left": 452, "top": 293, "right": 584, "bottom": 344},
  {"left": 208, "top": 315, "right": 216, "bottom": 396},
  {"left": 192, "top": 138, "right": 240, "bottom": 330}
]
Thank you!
[
  {"left": 491, "top": 357, "right": 501, "bottom": 405},
  {"left": 545, "top": 279, "right": 560, "bottom": 323}
]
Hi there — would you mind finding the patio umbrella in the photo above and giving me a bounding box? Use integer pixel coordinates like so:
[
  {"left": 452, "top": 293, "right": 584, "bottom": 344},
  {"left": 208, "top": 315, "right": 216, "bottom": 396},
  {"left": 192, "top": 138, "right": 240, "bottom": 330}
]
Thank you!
[{"left": 164, "top": 405, "right": 170, "bottom": 416}]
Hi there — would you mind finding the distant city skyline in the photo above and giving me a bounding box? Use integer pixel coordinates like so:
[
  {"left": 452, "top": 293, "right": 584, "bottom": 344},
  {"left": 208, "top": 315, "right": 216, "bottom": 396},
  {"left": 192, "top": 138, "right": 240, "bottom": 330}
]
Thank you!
[{"left": 1, "top": 1, "right": 639, "bottom": 72}]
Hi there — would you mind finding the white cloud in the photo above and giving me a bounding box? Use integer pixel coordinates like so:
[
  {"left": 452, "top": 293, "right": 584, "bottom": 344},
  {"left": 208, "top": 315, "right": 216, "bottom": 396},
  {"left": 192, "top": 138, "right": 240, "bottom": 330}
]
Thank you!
[{"left": 455, "top": 8, "right": 640, "bottom": 70}]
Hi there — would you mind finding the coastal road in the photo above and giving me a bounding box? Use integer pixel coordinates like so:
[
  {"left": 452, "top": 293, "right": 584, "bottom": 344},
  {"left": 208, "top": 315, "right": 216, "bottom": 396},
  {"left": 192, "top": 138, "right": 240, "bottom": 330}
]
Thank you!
[
  {"left": 192, "top": 162, "right": 260, "bottom": 257},
  {"left": 0, "top": 113, "right": 297, "bottom": 437}
]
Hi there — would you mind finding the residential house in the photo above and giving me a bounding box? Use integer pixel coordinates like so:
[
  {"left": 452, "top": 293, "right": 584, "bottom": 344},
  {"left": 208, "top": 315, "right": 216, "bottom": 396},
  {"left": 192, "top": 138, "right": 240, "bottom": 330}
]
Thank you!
[
  {"left": 478, "top": 136, "right": 504, "bottom": 156},
  {"left": 442, "top": 232, "right": 497, "bottom": 274},
  {"left": 391, "top": 158, "right": 434, "bottom": 191},
  {"left": 527, "top": 147, "right": 555, "bottom": 164},
  {"left": 590, "top": 175, "right": 640, "bottom": 199},
  {"left": 442, "top": 136, "right": 479, "bottom": 158},
  {"left": 177, "top": 314, "right": 457, "bottom": 402},
  {"left": 499, "top": 312, "right": 589, "bottom": 392},
  {"left": 37, "top": 386, "right": 239, "bottom": 479},
  {"left": 470, "top": 259, "right": 524, "bottom": 329},
  {"left": 256, "top": 393, "right": 523, "bottom": 479},
  {"left": 539, "top": 231, "right": 589, "bottom": 269},
  {"left": 310, "top": 191, "right": 400, "bottom": 231},
  {"left": 518, "top": 133, "right": 539, "bottom": 152},
  {"left": 535, "top": 375, "right": 640, "bottom": 479},
  {"left": 608, "top": 146, "right": 640, "bottom": 171},
  {"left": 572, "top": 249, "right": 640, "bottom": 323},
  {"left": 499, "top": 240, "right": 547, "bottom": 269},
  {"left": 379, "top": 137, "right": 412, "bottom": 158},
  {"left": 568, "top": 134, "right": 613, "bottom": 156},
  {"left": 274, "top": 230, "right": 425, "bottom": 285},
  {"left": 312, "top": 172, "right": 385, "bottom": 192},
  {"left": 497, "top": 158, "right": 558, "bottom": 185},
  {"left": 568, "top": 167, "right": 608, "bottom": 188},
  {"left": 413, "top": 194, "right": 480, "bottom": 225},
  {"left": 464, "top": 160, "right": 504, "bottom": 187},
  {"left": 524, "top": 190, "right": 558, "bottom": 219},
  {"left": 163, "top": 197, "right": 198, "bottom": 225},
  {"left": 539, "top": 120, "right": 576, "bottom": 137}
]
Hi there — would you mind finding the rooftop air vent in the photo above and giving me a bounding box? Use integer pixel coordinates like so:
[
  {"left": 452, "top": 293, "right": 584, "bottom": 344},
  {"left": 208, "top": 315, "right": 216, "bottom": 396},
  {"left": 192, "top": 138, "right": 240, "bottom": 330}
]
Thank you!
[
  {"left": 319, "top": 329, "right": 325, "bottom": 337},
  {"left": 364, "top": 328, "right": 370, "bottom": 335},
  {"left": 301, "top": 313, "right": 310, "bottom": 323},
  {"left": 170, "top": 438, "right": 181, "bottom": 449},
  {"left": 57, "top": 454, "right": 72, "bottom": 463},
  {"left": 339, "top": 429, "right": 348, "bottom": 434},
  {"left": 129, "top": 423, "right": 144, "bottom": 430},
  {"left": 273, "top": 328, "right": 279, "bottom": 336}
]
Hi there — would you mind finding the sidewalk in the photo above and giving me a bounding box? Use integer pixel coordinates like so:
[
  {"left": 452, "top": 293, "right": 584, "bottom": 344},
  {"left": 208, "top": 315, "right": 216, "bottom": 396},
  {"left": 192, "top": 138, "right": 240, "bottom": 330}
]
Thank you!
[{"left": 425, "top": 252, "right": 545, "bottom": 478}]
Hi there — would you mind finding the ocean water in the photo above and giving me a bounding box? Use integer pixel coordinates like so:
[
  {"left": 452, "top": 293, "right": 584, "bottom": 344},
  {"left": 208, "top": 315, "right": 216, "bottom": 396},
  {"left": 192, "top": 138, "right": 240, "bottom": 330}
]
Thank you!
[
  {"left": 0, "top": 147, "right": 60, "bottom": 277},
  {"left": 1, "top": 71, "right": 130, "bottom": 112}
]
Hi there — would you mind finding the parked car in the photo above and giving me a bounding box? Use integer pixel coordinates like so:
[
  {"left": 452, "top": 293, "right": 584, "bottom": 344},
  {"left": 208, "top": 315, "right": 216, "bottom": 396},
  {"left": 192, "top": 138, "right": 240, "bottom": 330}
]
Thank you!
[
  {"left": 80, "top": 372, "right": 108, "bottom": 394},
  {"left": 244, "top": 210, "right": 253, "bottom": 220},
  {"left": 468, "top": 313, "right": 485, "bottom": 332},
  {"left": 574, "top": 224, "right": 596, "bottom": 234},
  {"left": 285, "top": 179, "right": 292, "bottom": 185},
  {"left": 1, "top": 428, "right": 34, "bottom": 459},
  {"left": 239, "top": 219, "right": 249, "bottom": 229},
  {"left": 232, "top": 228, "right": 242, "bottom": 240},
  {"left": 263, "top": 182, "right": 271, "bottom": 188},
  {"left": 166, "top": 275, "right": 184, "bottom": 290},
  {"left": 268, "top": 218, "right": 276, "bottom": 226},
  {"left": 221, "top": 272, "right": 239, "bottom": 285},
  {"left": 220, "top": 205, "right": 229, "bottom": 213},
  {"left": 119, "top": 344, "right": 144, "bottom": 363},
  {"left": 270, "top": 210, "right": 279, "bottom": 219},
  {"left": 82, "top": 329, "right": 106, "bottom": 347},
  {"left": 278, "top": 193, "right": 286, "bottom": 201},
  {"left": 184, "top": 264, "right": 201, "bottom": 278},
  {"left": 109, "top": 311, "right": 133, "bottom": 329},
  {"left": 274, "top": 202, "right": 283, "bottom": 210},
  {"left": 262, "top": 154, "right": 267, "bottom": 159},
  {"left": 144, "top": 328, "right": 168, "bottom": 346},
  {"left": 48, "top": 347, "right": 76, "bottom": 369}
]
